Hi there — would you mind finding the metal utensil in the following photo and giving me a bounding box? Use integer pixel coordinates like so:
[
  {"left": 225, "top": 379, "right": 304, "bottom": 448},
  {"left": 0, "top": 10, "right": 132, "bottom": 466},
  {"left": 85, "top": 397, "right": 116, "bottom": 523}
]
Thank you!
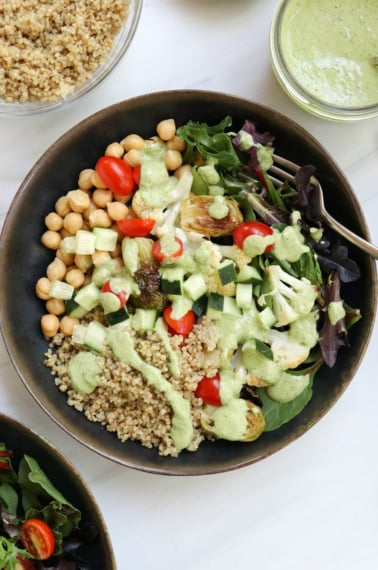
[{"left": 269, "top": 153, "right": 378, "bottom": 259}]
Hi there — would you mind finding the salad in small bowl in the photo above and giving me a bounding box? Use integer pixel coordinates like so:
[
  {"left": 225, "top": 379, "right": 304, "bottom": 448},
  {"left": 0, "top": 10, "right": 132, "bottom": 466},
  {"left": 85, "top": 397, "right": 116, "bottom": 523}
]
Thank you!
[
  {"left": 0, "top": 413, "right": 115, "bottom": 569},
  {"left": 0, "top": 91, "right": 376, "bottom": 475}
]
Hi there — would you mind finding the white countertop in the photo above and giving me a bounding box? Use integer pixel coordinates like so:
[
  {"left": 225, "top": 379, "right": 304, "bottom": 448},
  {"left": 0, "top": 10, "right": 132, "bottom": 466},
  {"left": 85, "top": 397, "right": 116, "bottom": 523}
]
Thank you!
[{"left": 1, "top": 1, "right": 378, "bottom": 569}]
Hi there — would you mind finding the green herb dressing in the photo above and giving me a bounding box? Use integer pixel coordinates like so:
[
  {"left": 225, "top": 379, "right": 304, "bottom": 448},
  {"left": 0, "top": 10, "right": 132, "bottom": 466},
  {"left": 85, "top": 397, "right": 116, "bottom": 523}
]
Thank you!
[
  {"left": 328, "top": 300, "right": 346, "bottom": 325},
  {"left": 107, "top": 329, "right": 193, "bottom": 452},
  {"left": 280, "top": 0, "right": 378, "bottom": 107},
  {"left": 139, "top": 143, "right": 178, "bottom": 209}
]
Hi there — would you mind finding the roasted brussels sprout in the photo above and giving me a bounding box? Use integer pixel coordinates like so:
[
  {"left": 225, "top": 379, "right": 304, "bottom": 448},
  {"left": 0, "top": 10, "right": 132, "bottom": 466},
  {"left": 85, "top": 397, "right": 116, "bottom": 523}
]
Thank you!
[{"left": 180, "top": 194, "right": 243, "bottom": 237}]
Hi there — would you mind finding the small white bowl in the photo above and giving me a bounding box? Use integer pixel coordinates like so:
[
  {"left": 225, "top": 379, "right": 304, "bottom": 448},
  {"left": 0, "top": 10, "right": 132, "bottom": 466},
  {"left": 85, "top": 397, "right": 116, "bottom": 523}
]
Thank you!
[
  {"left": 0, "top": 0, "right": 142, "bottom": 118},
  {"left": 270, "top": 0, "right": 378, "bottom": 121}
]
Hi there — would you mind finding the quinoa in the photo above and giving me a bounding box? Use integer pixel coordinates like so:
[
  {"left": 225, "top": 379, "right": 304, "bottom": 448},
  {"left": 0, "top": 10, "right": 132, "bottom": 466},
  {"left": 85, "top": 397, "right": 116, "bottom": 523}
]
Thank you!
[
  {"left": 0, "top": 0, "right": 130, "bottom": 103},
  {"left": 44, "top": 316, "right": 221, "bottom": 457}
]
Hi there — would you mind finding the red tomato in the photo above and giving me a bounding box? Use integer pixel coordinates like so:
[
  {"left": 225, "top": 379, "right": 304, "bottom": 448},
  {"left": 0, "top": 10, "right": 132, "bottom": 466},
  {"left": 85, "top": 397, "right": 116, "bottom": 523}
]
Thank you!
[
  {"left": 233, "top": 221, "right": 274, "bottom": 253},
  {"left": 152, "top": 237, "right": 183, "bottom": 263},
  {"left": 117, "top": 218, "right": 155, "bottom": 237},
  {"left": 20, "top": 519, "right": 55, "bottom": 561},
  {"left": 195, "top": 374, "right": 222, "bottom": 406},
  {"left": 101, "top": 280, "right": 128, "bottom": 309},
  {"left": 15, "top": 556, "right": 36, "bottom": 570},
  {"left": 163, "top": 306, "right": 195, "bottom": 336},
  {"left": 96, "top": 156, "right": 135, "bottom": 196},
  {"left": 133, "top": 164, "right": 141, "bottom": 186}
]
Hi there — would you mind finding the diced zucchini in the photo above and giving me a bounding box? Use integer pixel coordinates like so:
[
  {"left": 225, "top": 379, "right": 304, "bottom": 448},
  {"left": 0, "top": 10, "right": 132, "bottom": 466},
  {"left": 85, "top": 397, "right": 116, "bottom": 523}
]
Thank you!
[
  {"left": 161, "top": 267, "right": 185, "bottom": 296},
  {"left": 74, "top": 282, "right": 101, "bottom": 311},
  {"left": 105, "top": 307, "right": 130, "bottom": 326},
  {"left": 258, "top": 307, "right": 277, "bottom": 329},
  {"left": 93, "top": 227, "right": 118, "bottom": 252},
  {"left": 92, "top": 258, "right": 120, "bottom": 287},
  {"left": 65, "top": 298, "right": 88, "bottom": 318},
  {"left": 84, "top": 321, "right": 107, "bottom": 352},
  {"left": 71, "top": 324, "right": 88, "bottom": 345},
  {"left": 75, "top": 230, "right": 97, "bottom": 255},
  {"left": 131, "top": 309, "right": 158, "bottom": 332},
  {"left": 236, "top": 283, "right": 253, "bottom": 310},
  {"left": 122, "top": 237, "right": 139, "bottom": 275},
  {"left": 50, "top": 280, "right": 74, "bottom": 300},
  {"left": 183, "top": 273, "right": 208, "bottom": 301},
  {"left": 192, "top": 293, "right": 208, "bottom": 317},
  {"left": 217, "top": 259, "right": 236, "bottom": 285},
  {"left": 60, "top": 236, "right": 77, "bottom": 255},
  {"left": 223, "top": 296, "right": 241, "bottom": 316},
  {"left": 170, "top": 295, "right": 193, "bottom": 320},
  {"left": 208, "top": 292, "right": 225, "bottom": 312},
  {"left": 235, "top": 265, "right": 262, "bottom": 284}
]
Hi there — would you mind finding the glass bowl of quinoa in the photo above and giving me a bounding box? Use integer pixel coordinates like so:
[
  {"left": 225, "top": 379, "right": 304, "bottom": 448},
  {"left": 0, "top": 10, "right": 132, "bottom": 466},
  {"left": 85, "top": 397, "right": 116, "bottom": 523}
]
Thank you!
[{"left": 0, "top": 0, "right": 142, "bottom": 117}]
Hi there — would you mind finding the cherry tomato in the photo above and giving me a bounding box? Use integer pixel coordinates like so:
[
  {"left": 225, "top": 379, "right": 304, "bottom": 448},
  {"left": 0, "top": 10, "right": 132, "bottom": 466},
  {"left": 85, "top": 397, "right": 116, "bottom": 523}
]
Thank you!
[
  {"left": 163, "top": 306, "right": 195, "bottom": 336},
  {"left": 117, "top": 218, "right": 155, "bottom": 237},
  {"left": 96, "top": 156, "right": 136, "bottom": 196},
  {"left": 101, "top": 280, "right": 128, "bottom": 309},
  {"left": 20, "top": 519, "right": 55, "bottom": 561},
  {"left": 152, "top": 237, "right": 183, "bottom": 263},
  {"left": 233, "top": 221, "right": 274, "bottom": 253},
  {"left": 195, "top": 374, "right": 222, "bottom": 406},
  {"left": 15, "top": 556, "right": 36, "bottom": 570},
  {"left": 133, "top": 164, "right": 141, "bottom": 186}
]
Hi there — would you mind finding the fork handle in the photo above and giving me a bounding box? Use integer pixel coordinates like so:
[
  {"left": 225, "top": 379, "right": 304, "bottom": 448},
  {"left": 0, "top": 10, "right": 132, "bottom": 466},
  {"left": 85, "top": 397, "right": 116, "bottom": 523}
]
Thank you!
[{"left": 324, "top": 211, "right": 378, "bottom": 260}]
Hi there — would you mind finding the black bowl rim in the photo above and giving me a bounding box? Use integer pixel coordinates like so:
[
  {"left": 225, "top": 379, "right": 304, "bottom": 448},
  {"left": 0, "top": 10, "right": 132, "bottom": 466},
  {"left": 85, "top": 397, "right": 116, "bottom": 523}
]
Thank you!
[
  {"left": 0, "top": 412, "right": 116, "bottom": 566},
  {"left": 1, "top": 89, "right": 377, "bottom": 475}
]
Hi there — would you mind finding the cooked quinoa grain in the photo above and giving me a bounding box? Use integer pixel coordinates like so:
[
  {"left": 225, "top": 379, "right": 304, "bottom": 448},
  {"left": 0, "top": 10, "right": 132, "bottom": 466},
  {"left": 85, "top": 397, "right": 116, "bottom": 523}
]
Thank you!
[
  {"left": 44, "top": 316, "right": 221, "bottom": 457},
  {"left": 0, "top": 0, "right": 131, "bottom": 103}
]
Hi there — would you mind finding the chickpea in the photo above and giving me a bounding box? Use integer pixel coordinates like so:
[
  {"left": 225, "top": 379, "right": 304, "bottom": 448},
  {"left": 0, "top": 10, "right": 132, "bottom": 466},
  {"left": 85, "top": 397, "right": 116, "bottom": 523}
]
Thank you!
[
  {"left": 56, "top": 249, "right": 75, "bottom": 266},
  {"left": 55, "top": 196, "right": 71, "bottom": 217},
  {"left": 92, "top": 188, "right": 112, "bottom": 208},
  {"left": 46, "top": 257, "right": 66, "bottom": 281},
  {"left": 167, "top": 135, "right": 186, "bottom": 152},
  {"left": 67, "top": 189, "right": 91, "bottom": 213},
  {"left": 35, "top": 277, "right": 51, "bottom": 300},
  {"left": 41, "top": 230, "right": 61, "bottom": 250},
  {"left": 123, "top": 148, "right": 141, "bottom": 167},
  {"left": 83, "top": 200, "right": 97, "bottom": 221},
  {"left": 41, "top": 314, "right": 60, "bottom": 338},
  {"left": 45, "top": 298, "right": 65, "bottom": 315},
  {"left": 78, "top": 168, "right": 95, "bottom": 190},
  {"left": 45, "top": 212, "right": 63, "bottom": 231},
  {"left": 165, "top": 149, "right": 182, "bottom": 171},
  {"left": 110, "top": 245, "right": 123, "bottom": 259},
  {"left": 175, "top": 164, "right": 192, "bottom": 179},
  {"left": 88, "top": 208, "right": 112, "bottom": 228},
  {"left": 156, "top": 119, "right": 176, "bottom": 141},
  {"left": 92, "top": 250, "right": 111, "bottom": 265},
  {"left": 59, "top": 315, "right": 79, "bottom": 336},
  {"left": 60, "top": 228, "right": 74, "bottom": 239},
  {"left": 65, "top": 267, "right": 85, "bottom": 288},
  {"left": 63, "top": 212, "right": 84, "bottom": 234},
  {"left": 120, "top": 133, "right": 145, "bottom": 152},
  {"left": 91, "top": 170, "right": 107, "bottom": 189},
  {"left": 113, "top": 192, "right": 133, "bottom": 204},
  {"left": 74, "top": 254, "right": 93, "bottom": 273},
  {"left": 105, "top": 142, "right": 124, "bottom": 157},
  {"left": 107, "top": 201, "right": 128, "bottom": 221}
]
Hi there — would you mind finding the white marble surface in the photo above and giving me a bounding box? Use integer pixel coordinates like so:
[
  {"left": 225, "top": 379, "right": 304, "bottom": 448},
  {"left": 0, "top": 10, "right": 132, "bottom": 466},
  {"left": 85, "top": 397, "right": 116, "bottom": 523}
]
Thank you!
[{"left": 1, "top": 1, "right": 378, "bottom": 568}]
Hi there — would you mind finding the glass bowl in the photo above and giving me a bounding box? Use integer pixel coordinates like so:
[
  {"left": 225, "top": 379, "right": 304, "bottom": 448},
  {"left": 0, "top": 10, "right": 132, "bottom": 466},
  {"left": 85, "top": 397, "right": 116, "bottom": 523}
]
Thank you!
[
  {"left": 0, "top": 0, "right": 142, "bottom": 118},
  {"left": 270, "top": 0, "right": 378, "bottom": 121}
]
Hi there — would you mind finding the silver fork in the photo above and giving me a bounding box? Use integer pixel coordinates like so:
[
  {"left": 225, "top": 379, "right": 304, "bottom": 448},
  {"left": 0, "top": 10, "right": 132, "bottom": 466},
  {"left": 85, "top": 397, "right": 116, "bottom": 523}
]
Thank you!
[{"left": 269, "top": 154, "right": 378, "bottom": 259}]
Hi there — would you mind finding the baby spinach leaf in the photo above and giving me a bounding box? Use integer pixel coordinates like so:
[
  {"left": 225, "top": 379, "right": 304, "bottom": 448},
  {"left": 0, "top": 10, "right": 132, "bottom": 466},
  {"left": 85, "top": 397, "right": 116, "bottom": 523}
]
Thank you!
[{"left": 257, "top": 380, "right": 313, "bottom": 431}]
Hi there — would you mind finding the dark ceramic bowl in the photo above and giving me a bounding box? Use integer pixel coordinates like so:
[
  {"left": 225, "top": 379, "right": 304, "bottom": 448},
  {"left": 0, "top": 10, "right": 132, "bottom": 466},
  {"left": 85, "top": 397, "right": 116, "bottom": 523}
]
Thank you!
[
  {"left": 0, "top": 90, "right": 376, "bottom": 475},
  {"left": 0, "top": 413, "right": 116, "bottom": 567}
]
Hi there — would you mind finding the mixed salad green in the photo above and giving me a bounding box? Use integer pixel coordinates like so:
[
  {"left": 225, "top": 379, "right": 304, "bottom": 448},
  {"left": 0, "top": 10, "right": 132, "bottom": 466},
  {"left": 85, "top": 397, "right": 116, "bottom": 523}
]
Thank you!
[{"left": 0, "top": 443, "right": 98, "bottom": 569}]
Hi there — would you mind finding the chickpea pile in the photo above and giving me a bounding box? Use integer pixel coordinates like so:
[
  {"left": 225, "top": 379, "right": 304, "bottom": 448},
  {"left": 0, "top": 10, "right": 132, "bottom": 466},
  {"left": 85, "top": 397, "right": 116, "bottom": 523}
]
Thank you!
[{"left": 36, "top": 119, "right": 187, "bottom": 338}]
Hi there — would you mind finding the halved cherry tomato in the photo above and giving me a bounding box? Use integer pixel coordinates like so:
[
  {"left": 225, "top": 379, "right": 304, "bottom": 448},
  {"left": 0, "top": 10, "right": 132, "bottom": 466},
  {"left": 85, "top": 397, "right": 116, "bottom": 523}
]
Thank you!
[
  {"left": 96, "top": 156, "right": 136, "bottom": 196},
  {"left": 133, "top": 164, "right": 141, "bottom": 186},
  {"left": 101, "top": 280, "right": 128, "bottom": 309},
  {"left": 20, "top": 519, "right": 55, "bottom": 561},
  {"left": 163, "top": 305, "right": 195, "bottom": 336},
  {"left": 233, "top": 221, "right": 274, "bottom": 253},
  {"left": 117, "top": 218, "right": 155, "bottom": 237},
  {"left": 15, "top": 556, "right": 36, "bottom": 570},
  {"left": 195, "top": 374, "right": 222, "bottom": 406},
  {"left": 152, "top": 237, "right": 183, "bottom": 263}
]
